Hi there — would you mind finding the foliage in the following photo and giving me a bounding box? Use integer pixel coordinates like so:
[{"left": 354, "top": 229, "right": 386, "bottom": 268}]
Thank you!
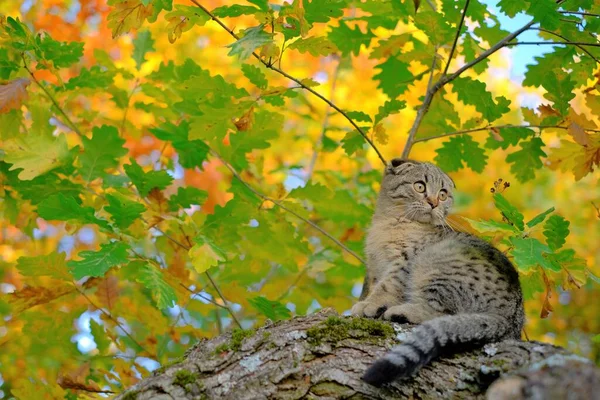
[{"left": 0, "top": 0, "right": 599, "bottom": 397}]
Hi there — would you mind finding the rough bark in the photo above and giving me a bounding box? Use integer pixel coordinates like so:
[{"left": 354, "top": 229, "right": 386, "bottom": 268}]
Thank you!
[{"left": 116, "top": 309, "right": 600, "bottom": 400}]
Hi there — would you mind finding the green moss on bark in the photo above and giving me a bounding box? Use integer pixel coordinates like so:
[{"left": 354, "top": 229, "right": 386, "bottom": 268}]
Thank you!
[{"left": 306, "top": 316, "right": 395, "bottom": 345}]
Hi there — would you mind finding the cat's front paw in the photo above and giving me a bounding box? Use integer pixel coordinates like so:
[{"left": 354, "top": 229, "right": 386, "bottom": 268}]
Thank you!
[{"left": 351, "top": 301, "right": 388, "bottom": 318}]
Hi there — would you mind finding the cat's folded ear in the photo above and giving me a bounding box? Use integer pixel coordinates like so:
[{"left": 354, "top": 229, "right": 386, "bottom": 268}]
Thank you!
[{"left": 386, "top": 158, "right": 419, "bottom": 175}]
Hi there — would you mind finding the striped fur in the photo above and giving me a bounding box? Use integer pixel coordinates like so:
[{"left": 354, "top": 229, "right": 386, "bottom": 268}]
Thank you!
[{"left": 354, "top": 159, "right": 525, "bottom": 385}]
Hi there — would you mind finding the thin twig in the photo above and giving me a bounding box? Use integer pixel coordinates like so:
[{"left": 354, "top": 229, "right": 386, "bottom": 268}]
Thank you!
[
  {"left": 443, "top": 0, "right": 470, "bottom": 76},
  {"left": 22, "top": 54, "right": 82, "bottom": 136},
  {"left": 208, "top": 147, "right": 366, "bottom": 265},
  {"left": 413, "top": 124, "right": 600, "bottom": 144},
  {"left": 529, "top": 27, "right": 600, "bottom": 64},
  {"left": 306, "top": 58, "right": 341, "bottom": 182},
  {"left": 120, "top": 79, "right": 140, "bottom": 132},
  {"left": 558, "top": 11, "right": 600, "bottom": 17},
  {"left": 76, "top": 286, "right": 151, "bottom": 356},
  {"left": 401, "top": 50, "right": 439, "bottom": 158},
  {"left": 505, "top": 41, "right": 600, "bottom": 48},
  {"left": 400, "top": 20, "right": 534, "bottom": 158},
  {"left": 190, "top": 0, "right": 386, "bottom": 165},
  {"left": 175, "top": 225, "right": 244, "bottom": 329}
]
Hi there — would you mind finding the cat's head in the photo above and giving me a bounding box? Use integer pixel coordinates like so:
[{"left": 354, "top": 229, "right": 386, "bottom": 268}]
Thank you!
[{"left": 378, "top": 159, "right": 455, "bottom": 225}]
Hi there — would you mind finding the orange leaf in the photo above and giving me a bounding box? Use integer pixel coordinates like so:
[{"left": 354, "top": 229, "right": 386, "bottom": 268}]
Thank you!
[
  {"left": 107, "top": 0, "right": 153, "bottom": 38},
  {"left": 538, "top": 104, "right": 560, "bottom": 119},
  {"left": 0, "top": 78, "right": 31, "bottom": 114},
  {"left": 567, "top": 122, "right": 591, "bottom": 147}
]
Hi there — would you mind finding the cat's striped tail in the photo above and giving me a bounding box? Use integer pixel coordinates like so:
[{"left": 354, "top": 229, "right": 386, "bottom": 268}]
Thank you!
[{"left": 362, "top": 313, "right": 512, "bottom": 386}]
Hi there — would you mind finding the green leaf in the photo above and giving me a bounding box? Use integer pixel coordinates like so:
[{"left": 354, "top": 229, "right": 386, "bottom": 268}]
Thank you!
[
  {"left": 527, "top": 1, "right": 560, "bottom": 30},
  {"left": 222, "top": 110, "right": 282, "bottom": 169},
  {"left": 374, "top": 99, "right": 406, "bottom": 124},
  {"left": 124, "top": 158, "right": 173, "bottom": 197},
  {"left": 523, "top": 47, "right": 576, "bottom": 88},
  {"left": 461, "top": 34, "right": 489, "bottom": 74},
  {"left": 90, "top": 320, "right": 111, "bottom": 354},
  {"left": 510, "top": 237, "right": 552, "bottom": 272},
  {"left": 526, "top": 207, "right": 555, "bottom": 228},
  {"left": 463, "top": 218, "right": 518, "bottom": 233},
  {"left": 248, "top": 296, "right": 291, "bottom": 321},
  {"left": 289, "top": 182, "right": 332, "bottom": 201},
  {"left": 9, "top": 172, "right": 83, "bottom": 205},
  {"left": 34, "top": 34, "right": 84, "bottom": 69},
  {"left": 63, "top": 66, "right": 115, "bottom": 91},
  {"left": 4, "top": 133, "right": 69, "bottom": 180},
  {"left": 304, "top": 0, "right": 347, "bottom": 25},
  {"left": 496, "top": 0, "right": 527, "bottom": 18},
  {"left": 227, "top": 25, "right": 273, "bottom": 60},
  {"left": 135, "top": 262, "right": 177, "bottom": 309},
  {"left": 414, "top": 9, "right": 454, "bottom": 44},
  {"left": 328, "top": 21, "right": 374, "bottom": 56},
  {"left": 105, "top": 193, "right": 146, "bottom": 229},
  {"left": 493, "top": 193, "right": 525, "bottom": 231},
  {"left": 79, "top": 125, "right": 127, "bottom": 181},
  {"left": 341, "top": 130, "right": 365, "bottom": 156},
  {"left": 345, "top": 111, "right": 372, "bottom": 123},
  {"left": 374, "top": 56, "right": 413, "bottom": 98},
  {"left": 132, "top": 30, "right": 155, "bottom": 70},
  {"left": 0, "top": 48, "right": 20, "bottom": 79},
  {"left": 68, "top": 242, "right": 130, "bottom": 279},
  {"left": 38, "top": 193, "right": 110, "bottom": 229},
  {"left": 543, "top": 215, "right": 570, "bottom": 251},
  {"left": 434, "top": 135, "right": 487, "bottom": 173},
  {"left": 542, "top": 72, "right": 576, "bottom": 116},
  {"left": 520, "top": 269, "right": 545, "bottom": 300},
  {"left": 241, "top": 63, "right": 268, "bottom": 89},
  {"left": 287, "top": 36, "right": 339, "bottom": 56},
  {"left": 505, "top": 137, "right": 546, "bottom": 183},
  {"left": 150, "top": 121, "right": 210, "bottom": 169},
  {"left": 16, "top": 252, "right": 71, "bottom": 281},
  {"left": 485, "top": 127, "right": 532, "bottom": 150},
  {"left": 213, "top": 4, "right": 262, "bottom": 18},
  {"left": 168, "top": 187, "right": 208, "bottom": 211},
  {"left": 452, "top": 77, "right": 511, "bottom": 122}
]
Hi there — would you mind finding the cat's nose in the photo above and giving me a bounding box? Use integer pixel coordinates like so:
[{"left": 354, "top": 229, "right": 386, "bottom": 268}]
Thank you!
[{"left": 426, "top": 197, "right": 438, "bottom": 208}]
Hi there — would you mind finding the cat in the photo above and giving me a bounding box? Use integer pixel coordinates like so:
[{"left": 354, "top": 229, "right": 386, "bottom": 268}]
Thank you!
[{"left": 352, "top": 159, "right": 524, "bottom": 386}]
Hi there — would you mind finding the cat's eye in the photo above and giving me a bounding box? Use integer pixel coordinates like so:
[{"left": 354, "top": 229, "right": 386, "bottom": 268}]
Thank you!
[
  {"left": 413, "top": 181, "right": 426, "bottom": 193},
  {"left": 439, "top": 189, "right": 448, "bottom": 201}
]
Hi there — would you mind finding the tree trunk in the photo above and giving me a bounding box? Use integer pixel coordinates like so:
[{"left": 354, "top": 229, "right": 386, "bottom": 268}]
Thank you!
[{"left": 116, "top": 309, "right": 600, "bottom": 400}]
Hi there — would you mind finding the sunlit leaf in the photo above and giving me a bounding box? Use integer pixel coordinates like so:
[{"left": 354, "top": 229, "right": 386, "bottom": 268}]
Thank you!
[{"left": 68, "top": 241, "right": 131, "bottom": 279}]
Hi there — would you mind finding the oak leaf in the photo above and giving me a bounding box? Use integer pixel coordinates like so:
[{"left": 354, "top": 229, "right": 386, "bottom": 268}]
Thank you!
[{"left": 0, "top": 78, "right": 30, "bottom": 114}]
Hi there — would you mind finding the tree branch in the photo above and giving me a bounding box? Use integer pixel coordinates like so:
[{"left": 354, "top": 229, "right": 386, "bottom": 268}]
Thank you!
[
  {"left": 76, "top": 286, "right": 151, "bottom": 356},
  {"left": 22, "top": 54, "right": 82, "bottom": 136},
  {"left": 190, "top": 0, "right": 387, "bottom": 166},
  {"left": 443, "top": 0, "right": 470, "bottom": 76},
  {"left": 306, "top": 58, "right": 341, "bottom": 182},
  {"left": 400, "top": 19, "right": 534, "bottom": 158},
  {"left": 208, "top": 147, "right": 366, "bottom": 265},
  {"left": 529, "top": 27, "right": 600, "bottom": 64},
  {"left": 413, "top": 124, "right": 600, "bottom": 144},
  {"left": 401, "top": 51, "right": 439, "bottom": 158},
  {"left": 559, "top": 11, "right": 600, "bottom": 18},
  {"left": 506, "top": 41, "right": 600, "bottom": 48}
]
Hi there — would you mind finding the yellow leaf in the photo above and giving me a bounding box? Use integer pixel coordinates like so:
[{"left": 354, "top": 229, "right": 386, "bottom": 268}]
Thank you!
[
  {"left": 373, "top": 123, "right": 389, "bottom": 145},
  {"left": 4, "top": 133, "right": 69, "bottom": 180},
  {"left": 188, "top": 243, "right": 224, "bottom": 274},
  {"left": 547, "top": 135, "right": 600, "bottom": 180},
  {"left": 0, "top": 78, "right": 30, "bottom": 114},
  {"left": 107, "top": 0, "right": 153, "bottom": 38},
  {"left": 166, "top": 15, "right": 189, "bottom": 44}
]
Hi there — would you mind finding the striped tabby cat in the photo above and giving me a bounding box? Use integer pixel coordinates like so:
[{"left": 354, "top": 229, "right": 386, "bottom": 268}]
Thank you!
[{"left": 352, "top": 159, "right": 524, "bottom": 385}]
